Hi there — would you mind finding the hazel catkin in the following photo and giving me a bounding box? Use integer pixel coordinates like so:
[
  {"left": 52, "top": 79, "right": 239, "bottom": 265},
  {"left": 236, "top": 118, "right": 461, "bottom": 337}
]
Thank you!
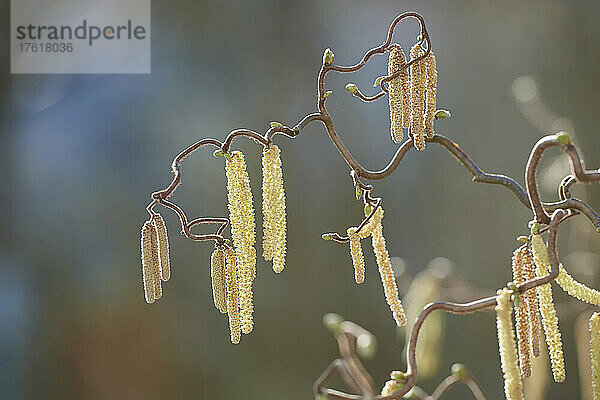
[
  {"left": 224, "top": 247, "right": 241, "bottom": 344},
  {"left": 496, "top": 288, "right": 525, "bottom": 400},
  {"left": 141, "top": 220, "right": 158, "bottom": 304},
  {"left": 211, "top": 247, "right": 227, "bottom": 314},
  {"left": 591, "top": 312, "right": 600, "bottom": 400},
  {"left": 261, "top": 145, "right": 287, "bottom": 273},
  {"left": 531, "top": 234, "right": 566, "bottom": 382},
  {"left": 152, "top": 213, "right": 171, "bottom": 281},
  {"left": 347, "top": 227, "right": 365, "bottom": 284},
  {"left": 225, "top": 151, "right": 256, "bottom": 335},
  {"left": 511, "top": 246, "right": 532, "bottom": 378},
  {"left": 388, "top": 45, "right": 407, "bottom": 143},
  {"left": 521, "top": 243, "right": 541, "bottom": 358},
  {"left": 409, "top": 43, "right": 426, "bottom": 151},
  {"left": 424, "top": 50, "right": 437, "bottom": 138}
]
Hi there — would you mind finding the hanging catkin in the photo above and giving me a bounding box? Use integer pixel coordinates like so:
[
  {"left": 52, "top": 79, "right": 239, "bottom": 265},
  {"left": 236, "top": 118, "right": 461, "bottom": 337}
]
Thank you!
[
  {"left": 531, "top": 234, "right": 565, "bottom": 382},
  {"left": 409, "top": 43, "right": 426, "bottom": 151},
  {"left": 555, "top": 264, "right": 600, "bottom": 305},
  {"left": 591, "top": 312, "right": 600, "bottom": 400},
  {"left": 224, "top": 247, "right": 241, "bottom": 344},
  {"left": 211, "top": 247, "right": 227, "bottom": 314},
  {"left": 358, "top": 207, "right": 384, "bottom": 240},
  {"left": 496, "top": 288, "right": 525, "bottom": 400},
  {"left": 261, "top": 145, "right": 287, "bottom": 273},
  {"left": 225, "top": 151, "right": 256, "bottom": 334},
  {"left": 152, "top": 213, "right": 171, "bottom": 281},
  {"left": 388, "top": 45, "right": 407, "bottom": 143},
  {"left": 521, "top": 243, "right": 541, "bottom": 358},
  {"left": 141, "top": 220, "right": 158, "bottom": 304},
  {"left": 424, "top": 50, "right": 437, "bottom": 138},
  {"left": 511, "top": 246, "right": 532, "bottom": 378},
  {"left": 347, "top": 227, "right": 365, "bottom": 284},
  {"left": 371, "top": 217, "right": 407, "bottom": 327}
]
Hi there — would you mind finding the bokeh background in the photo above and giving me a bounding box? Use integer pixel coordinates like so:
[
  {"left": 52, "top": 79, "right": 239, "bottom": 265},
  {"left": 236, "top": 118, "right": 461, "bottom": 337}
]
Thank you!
[{"left": 1, "top": 1, "right": 600, "bottom": 399}]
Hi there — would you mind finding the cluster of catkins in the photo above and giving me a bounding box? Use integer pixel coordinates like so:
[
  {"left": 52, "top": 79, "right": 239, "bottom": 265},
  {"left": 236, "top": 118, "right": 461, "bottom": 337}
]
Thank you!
[
  {"left": 347, "top": 206, "right": 407, "bottom": 327},
  {"left": 495, "top": 231, "right": 600, "bottom": 400},
  {"left": 387, "top": 43, "right": 436, "bottom": 150},
  {"left": 140, "top": 214, "right": 171, "bottom": 303}
]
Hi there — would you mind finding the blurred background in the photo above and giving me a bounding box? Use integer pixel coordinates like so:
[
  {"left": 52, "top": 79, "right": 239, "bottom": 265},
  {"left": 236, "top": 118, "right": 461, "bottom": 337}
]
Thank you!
[{"left": 1, "top": 0, "right": 600, "bottom": 399}]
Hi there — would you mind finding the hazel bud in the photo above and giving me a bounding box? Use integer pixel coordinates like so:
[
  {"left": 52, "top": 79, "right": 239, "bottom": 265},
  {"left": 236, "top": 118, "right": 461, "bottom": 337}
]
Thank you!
[
  {"left": 434, "top": 109, "right": 452, "bottom": 119},
  {"left": 323, "top": 48, "right": 334, "bottom": 65},
  {"left": 345, "top": 83, "right": 359, "bottom": 95}
]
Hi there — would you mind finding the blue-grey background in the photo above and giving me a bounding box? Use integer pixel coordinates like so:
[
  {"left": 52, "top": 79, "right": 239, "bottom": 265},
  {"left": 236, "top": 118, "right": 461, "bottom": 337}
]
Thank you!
[{"left": 1, "top": 1, "right": 599, "bottom": 399}]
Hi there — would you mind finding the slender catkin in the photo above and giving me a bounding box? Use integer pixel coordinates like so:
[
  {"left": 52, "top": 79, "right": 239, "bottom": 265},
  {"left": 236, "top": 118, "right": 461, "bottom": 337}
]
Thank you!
[
  {"left": 152, "top": 213, "right": 171, "bottom": 281},
  {"left": 512, "top": 246, "right": 532, "bottom": 378},
  {"left": 140, "top": 221, "right": 157, "bottom": 304},
  {"left": 555, "top": 264, "right": 600, "bottom": 305},
  {"left": 358, "top": 207, "right": 384, "bottom": 240},
  {"left": 410, "top": 43, "right": 426, "bottom": 151},
  {"left": 147, "top": 219, "right": 162, "bottom": 300},
  {"left": 225, "top": 151, "right": 256, "bottom": 334},
  {"left": 496, "top": 288, "right": 525, "bottom": 400},
  {"left": 347, "top": 227, "right": 365, "bottom": 284},
  {"left": 531, "top": 234, "right": 566, "bottom": 382},
  {"left": 371, "top": 219, "right": 407, "bottom": 326},
  {"left": 521, "top": 244, "right": 541, "bottom": 358},
  {"left": 261, "top": 145, "right": 287, "bottom": 273},
  {"left": 388, "top": 45, "right": 406, "bottom": 143},
  {"left": 424, "top": 50, "right": 437, "bottom": 138},
  {"left": 591, "top": 312, "right": 600, "bottom": 400},
  {"left": 211, "top": 248, "right": 227, "bottom": 314},
  {"left": 224, "top": 247, "right": 241, "bottom": 344}
]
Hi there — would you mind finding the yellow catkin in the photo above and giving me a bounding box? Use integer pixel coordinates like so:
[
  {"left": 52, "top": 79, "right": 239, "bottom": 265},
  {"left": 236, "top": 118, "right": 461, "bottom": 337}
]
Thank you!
[
  {"left": 140, "top": 221, "right": 157, "bottom": 304},
  {"left": 224, "top": 248, "right": 241, "bottom": 344},
  {"left": 388, "top": 45, "right": 406, "bottom": 143},
  {"left": 358, "top": 207, "right": 384, "bottom": 240},
  {"left": 261, "top": 145, "right": 287, "bottom": 273},
  {"left": 521, "top": 244, "right": 541, "bottom": 358},
  {"left": 211, "top": 248, "right": 227, "bottom": 314},
  {"left": 381, "top": 380, "right": 402, "bottom": 396},
  {"left": 591, "top": 312, "right": 600, "bottom": 400},
  {"left": 152, "top": 213, "right": 171, "bottom": 281},
  {"left": 556, "top": 265, "right": 600, "bottom": 305},
  {"left": 410, "top": 43, "right": 426, "bottom": 151},
  {"left": 225, "top": 151, "right": 256, "bottom": 334},
  {"left": 371, "top": 219, "right": 407, "bottom": 327},
  {"left": 347, "top": 227, "right": 365, "bottom": 284},
  {"left": 496, "top": 288, "right": 525, "bottom": 400},
  {"left": 512, "top": 246, "right": 532, "bottom": 378},
  {"left": 424, "top": 50, "right": 437, "bottom": 138},
  {"left": 146, "top": 219, "right": 162, "bottom": 300},
  {"left": 531, "top": 234, "right": 566, "bottom": 382}
]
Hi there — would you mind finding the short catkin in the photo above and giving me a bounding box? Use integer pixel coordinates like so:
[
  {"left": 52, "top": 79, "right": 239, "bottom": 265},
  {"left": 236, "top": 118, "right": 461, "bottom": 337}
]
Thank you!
[
  {"left": 211, "top": 247, "right": 227, "bottom": 314},
  {"left": 409, "top": 43, "right": 426, "bottom": 151},
  {"left": 521, "top": 243, "right": 541, "bottom": 357},
  {"left": 261, "top": 145, "right": 287, "bottom": 273},
  {"left": 347, "top": 227, "right": 365, "bottom": 284},
  {"left": 424, "top": 50, "right": 437, "bottom": 138},
  {"left": 225, "top": 151, "right": 256, "bottom": 335},
  {"left": 531, "top": 234, "right": 566, "bottom": 382},
  {"left": 371, "top": 217, "right": 407, "bottom": 326},
  {"left": 511, "top": 246, "right": 532, "bottom": 377},
  {"left": 152, "top": 213, "right": 171, "bottom": 281},
  {"left": 496, "top": 288, "right": 525, "bottom": 400},
  {"left": 388, "top": 45, "right": 407, "bottom": 143},
  {"left": 141, "top": 220, "right": 157, "bottom": 304},
  {"left": 224, "top": 247, "right": 241, "bottom": 344},
  {"left": 381, "top": 380, "right": 402, "bottom": 396},
  {"left": 591, "top": 312, "right": 600, "bottom": 400}
]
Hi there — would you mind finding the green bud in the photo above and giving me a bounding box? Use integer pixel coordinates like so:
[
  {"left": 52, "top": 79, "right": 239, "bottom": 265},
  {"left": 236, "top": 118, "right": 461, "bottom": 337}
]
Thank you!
[
  {"left": 373, "top": 76, "right": 385, "bottom": 87},
  {"left": 364, "top": 204, "right": 373, "bottom": 217},
  {"left": 517, "top": 235, "right": 529, "bottom": 243},
  {"left": 270, "top": 121, "right": 283, "bottom": 128},
  {"left": 355, "top": 186, "right": 362, "bottom": 200},
  {"left": 323, "top": 48, "right": 334, "bottom": 65},
  {"left": 596, "top": 227, "right": 600, "bottom": 234},
  {"left": 323, "top": 90, "right": 333, "bottom": 99},
  {"left": 529, "top": 221, "right": 540, "bottom": 235},
  {"left": 213, "top": 149, "right": 224, "bottom": 158},
  {"left": 556, "top": 131, "right": 571, "bottom": 145},
  {"left": 315, "top": 395, "right": 327, "bottom": 400},
  {"left": 390, "top": 370, "right": 407, "bottom": 383},
  {"left": 356, "top": 334, "right": 377, "bottom": 359},
  {"left": 322, "top": 313, "right": 343, "bottom": 334},
  {"left": 434, "top": 109, "right": 452, "bottom": 119},
  {"left": 345, "top": 83, "right": 358, "bottom": 95},
  {"left": 451, "top": 363, "right": 470, "bottom": 380},
  {"left": 321, "top": 233, "right": 332, "bottom": 241}
]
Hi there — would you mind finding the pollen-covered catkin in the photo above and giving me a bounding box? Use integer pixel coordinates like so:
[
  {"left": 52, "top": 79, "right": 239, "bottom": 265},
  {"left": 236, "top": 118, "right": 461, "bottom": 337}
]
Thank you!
[
  {"left": 496, "top": 288, "right": 525, "bottom": 400},
  {"left": 261, "top": 145, "right": 287, "bottom": 273},
  {"left": 512, "top": 246, "right": 532, "bottom": 378},
  {"left": 211, "top": 248, "right": 227, "bottom": 314},
  {"left": 591, "top": 312, "right": 600, "bottom": 400},
  {"left": 141, "top": 221, "right": 157, "bottom": 304},
  {"left": 225, "top": 151, "right": 256, "bottom": 334},
  {"left": 555, "top": 264, "right": 600, "bottom": 305},
  {"left": 424, "top": 50, "right": 437, "bottom": 138},
  {"left": 388, "top": 45, "right": 406, "bottom": 143},
  {"left": 381, "top": 380, "right": 403, "bottom": 396},
  {"left": 146, "top": 219, "right": 162, "bottom": 300},
  {"left": 521, "top": 244, "right": 541, "bottom": 358},
  {"left": 410, "top": 43, "right": 426, "bottom": 151},
  {"left": 224, "top": 247, "right": 241, "bottom": 344},
  {"left": 152, "top": 213, "right": 171, "bottom": 281},
  {"left": 531, "top": 234, "right": 566, "bottom": 382},
  {"left": 358, "top": 207, "right": 384, "bottom": 240},
  {"left": 347, "top": 227, "right": 365, "bottom": 284},
  {"left": 371, "top": 218, "right": 407, "bottom": 326}
]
